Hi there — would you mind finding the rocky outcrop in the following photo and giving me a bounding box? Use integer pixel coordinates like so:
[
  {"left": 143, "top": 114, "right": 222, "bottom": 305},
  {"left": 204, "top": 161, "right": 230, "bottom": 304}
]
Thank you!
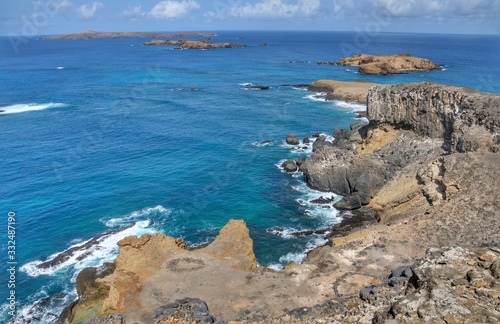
[
  {"left": 337, "top": 53, "right": 442, "bottom": 75},
  {"left": 308, "top": 79, "right": 379, "bottom": 104},
  {"left": 285, "top": 133, "right": 300, "bottom": 145},
  {"left": 143, "top": 39, "right": 246, "bottom": 49},
  {"left": 303, "top": 82, "right": 499, "bottom": 205},
  {"left": 368, "top": 82, "right": 500, "bottom": 153},
  {"left": 281, "top": 159, "right": 298, "bottom": 172}
]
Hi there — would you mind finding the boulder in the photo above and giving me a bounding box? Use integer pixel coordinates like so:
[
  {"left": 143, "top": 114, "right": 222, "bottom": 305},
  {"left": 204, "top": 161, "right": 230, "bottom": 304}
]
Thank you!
[
  {"left": 302, "top": 146, "right": 387, "bottom": 195},
  {"left": 281, "top": 159, "right": 298, "bottom": 173},
  {"left": 152, "top": 298, "right": 216, "bottom": 324},
  {"left": 310, "top": 196, "right": 334, "bottom": 205},
  {"left": 260, "top": 140, "right": 271, "bottom": 145},
  {"left": 286, "top": 134, "right": 300, "bottom": 145},
  {"left": 333, "top": 192, "right": 371, "bottom": 210},
  {"left": 303, "top": 137, "right": 310, "bottom": 144}
]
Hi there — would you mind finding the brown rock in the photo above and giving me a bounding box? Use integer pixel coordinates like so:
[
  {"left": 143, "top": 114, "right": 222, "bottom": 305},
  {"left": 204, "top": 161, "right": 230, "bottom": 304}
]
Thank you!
[
  {"left": 337, "top": 53, "right": 441, "bottom": 75},
  {"left": 204, "top": 219, "right": 257, "bottom": 271}
]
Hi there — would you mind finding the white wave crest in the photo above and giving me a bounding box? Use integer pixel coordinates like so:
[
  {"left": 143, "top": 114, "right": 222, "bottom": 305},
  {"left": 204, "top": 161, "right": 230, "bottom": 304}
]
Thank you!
[
  {"left": 102, "top": 205, "right": 171, "bottom": 227},
  {"left": 333, "top": 100, "right": 367, "bottom": 112},
  {"left": 0, "top": 103, "right": 68, "bottom": 115},
  {"left": 267, "top": 236, "right": 328, "bottom": 270},
  {"left": 20, "top": 220, "right": 153, "bottom": 278},
  {"left": 303, "top": 92, "right": 327, "bottom": 102}
]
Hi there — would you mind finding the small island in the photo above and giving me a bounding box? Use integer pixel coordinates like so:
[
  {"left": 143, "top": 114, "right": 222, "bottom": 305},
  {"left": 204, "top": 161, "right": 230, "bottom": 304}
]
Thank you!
[
  {"left": 43, "top": 30, "right": 217, "bottom": 40},
  {"left": 337, "top": 53, "right": 442, "bottom": 75},
  {"left": 143, "top": 39, "right": 246, "bottom": 49}
]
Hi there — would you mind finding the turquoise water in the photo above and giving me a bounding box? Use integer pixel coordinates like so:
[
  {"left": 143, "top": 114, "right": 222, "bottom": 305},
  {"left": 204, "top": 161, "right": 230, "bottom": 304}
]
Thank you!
[{"left": 1, "top": 31, "right": 499, "bottom": 322}]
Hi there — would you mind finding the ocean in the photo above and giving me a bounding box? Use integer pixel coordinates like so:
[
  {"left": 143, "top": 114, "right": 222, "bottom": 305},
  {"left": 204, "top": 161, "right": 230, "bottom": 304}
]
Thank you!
[{"left": 1, "top": 31, "right": 499, "bottom": 323}]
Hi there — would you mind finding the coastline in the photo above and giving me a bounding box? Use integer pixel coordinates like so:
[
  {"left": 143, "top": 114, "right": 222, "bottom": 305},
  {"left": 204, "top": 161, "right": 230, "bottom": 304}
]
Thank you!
[{"left": 59, "top": 81, "right": 500, "bottom": 323}]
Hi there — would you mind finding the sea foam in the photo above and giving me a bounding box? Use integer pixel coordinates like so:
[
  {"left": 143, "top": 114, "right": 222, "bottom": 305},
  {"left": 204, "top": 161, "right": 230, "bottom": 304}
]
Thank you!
[
  {"left": 0, "top": 103, "right": 67, "bottom": 115},
  {"left": 20, "top": 219, "right": 154, "bottom": 278}
]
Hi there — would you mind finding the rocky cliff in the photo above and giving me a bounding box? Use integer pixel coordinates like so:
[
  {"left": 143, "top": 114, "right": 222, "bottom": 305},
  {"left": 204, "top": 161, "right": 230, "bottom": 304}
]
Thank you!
[
  {"left": 368, "top": 82, "right": 500, "bottom": 153},
  {"left": 303, "top": 82, "right": 500, "bottom": 203},
  {"left": 61, "top": 82, "right": 500, "bottom": 324}
]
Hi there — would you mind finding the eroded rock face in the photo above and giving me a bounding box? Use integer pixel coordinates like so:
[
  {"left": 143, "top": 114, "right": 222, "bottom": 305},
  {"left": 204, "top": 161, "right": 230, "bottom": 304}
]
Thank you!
[
  {"left": 337, "top": 53, "right": 442, "bottom": 75},
  {"left": 368, "top": 82, "right": 500, "bottom": 153}
]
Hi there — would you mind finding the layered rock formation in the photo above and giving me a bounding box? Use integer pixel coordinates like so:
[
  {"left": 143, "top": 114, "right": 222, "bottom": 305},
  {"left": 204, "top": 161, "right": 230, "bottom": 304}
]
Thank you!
[
  {"left": 308, "top": 79, "right": 379, "bottom": 104},
  {"left": 368, "top": 82, "right": 500, "bottom": 153},
  {"left": 143, "top": 39, "right": 246, "bottom": 49},
  {"left": 337, "top": 53, "right": 442, "bottom": 75}
]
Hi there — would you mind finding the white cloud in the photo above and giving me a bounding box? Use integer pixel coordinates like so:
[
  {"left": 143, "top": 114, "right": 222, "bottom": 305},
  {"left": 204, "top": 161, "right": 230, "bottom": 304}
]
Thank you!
[
  {"left": 119, "top": 5, "right": 146, "bottom": 20},
  {"left": 149, "top": 0, "right": 200, "bottom": 19},
  {"left": 332, "top": 0, "right": 500, "bottom": 18},
  {"left": 224, "top": 0, "right": 322, "bottom": 19},
  {"left": 77, "top": 1, "right": 103, "bottom": 19}
]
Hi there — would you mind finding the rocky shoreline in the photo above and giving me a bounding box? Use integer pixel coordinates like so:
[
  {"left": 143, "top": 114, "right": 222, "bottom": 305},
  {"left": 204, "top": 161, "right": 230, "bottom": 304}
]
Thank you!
[
  {"left": 60, "top": 82, "right": 499, "bottom": 324},
  {"left": 308, "top": 79, "right": 379, "bottom": 104}
]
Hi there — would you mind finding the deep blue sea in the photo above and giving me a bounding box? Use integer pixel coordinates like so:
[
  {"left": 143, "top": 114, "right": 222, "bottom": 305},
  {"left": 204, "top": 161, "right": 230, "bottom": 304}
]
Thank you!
[{"left": 1, "top": 31, "right": 499, "bottom": 322}]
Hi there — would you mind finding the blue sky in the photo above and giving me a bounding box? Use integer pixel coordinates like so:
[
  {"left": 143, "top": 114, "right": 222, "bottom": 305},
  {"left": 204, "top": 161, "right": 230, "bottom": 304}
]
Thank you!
[{"left": 1, "top": 0, "right": 499, "bottom": 35}]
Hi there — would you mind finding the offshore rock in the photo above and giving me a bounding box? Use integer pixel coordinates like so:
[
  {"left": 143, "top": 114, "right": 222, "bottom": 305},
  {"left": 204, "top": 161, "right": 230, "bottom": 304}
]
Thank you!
[
  {"left": 286, "top": 133, "right": 300, "bottom": 145},
  {"left": 281, "top": 159, "right": 298, "bottom": 173},
  {"left": 337, "top": 53, "right": 441, "bottom": 75},
  {"left": 144, "top": 39, "right": 246, "bottom": 49}
]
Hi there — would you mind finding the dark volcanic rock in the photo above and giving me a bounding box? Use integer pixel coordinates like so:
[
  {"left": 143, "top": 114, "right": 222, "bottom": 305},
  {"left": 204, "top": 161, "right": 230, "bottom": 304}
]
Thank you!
[
  {"left": 260, "top": 140, "right": 271, "bottom": 145},
  {"left": 312, "top": 140, "right": 333, "bottom": 152},
  {"left": 303, "top": 137, "right": 310, "bottom": 144},
  {"left": 310, "top": 196, "right": 334, "bottom": 204},
  {"left": 281, "top": 159, "right": 298, "bottom": 173},
  {"left": 334, "top": 194, "right": 362, "bottom": 210},
  {"left": 152, "top": 297, "right": 217, "bottom": 323},
  {"left": 246, "top": 85, "right": 269, "bottom": 90},
  {"left": 303, "top": 146, "right": 387, "bottom": 195},
  {"left": 295, "top": 157, "right": 307, "bottom": 171},
  {"left": 286, "top": 134, "right": 300, "bottom": 145}
]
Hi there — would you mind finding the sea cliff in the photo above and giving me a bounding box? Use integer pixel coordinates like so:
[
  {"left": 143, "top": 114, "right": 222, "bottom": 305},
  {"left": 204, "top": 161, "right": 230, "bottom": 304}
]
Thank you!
[{"left": 61, "top": 82, "right": 500, "bottom": 323}]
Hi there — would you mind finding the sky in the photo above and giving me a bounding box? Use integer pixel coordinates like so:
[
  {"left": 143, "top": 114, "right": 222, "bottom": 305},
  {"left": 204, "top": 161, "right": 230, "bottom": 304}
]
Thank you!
[{"left": 1, "top": 0, "right": 499, "bottom": 36}]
